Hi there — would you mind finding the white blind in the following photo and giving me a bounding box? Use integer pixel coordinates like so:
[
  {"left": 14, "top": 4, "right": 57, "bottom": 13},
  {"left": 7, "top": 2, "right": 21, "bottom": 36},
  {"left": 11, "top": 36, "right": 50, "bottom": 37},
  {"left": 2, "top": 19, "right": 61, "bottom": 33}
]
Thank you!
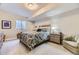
[{"left": 16, "top": 20, "right": 26, "bottom": 30}]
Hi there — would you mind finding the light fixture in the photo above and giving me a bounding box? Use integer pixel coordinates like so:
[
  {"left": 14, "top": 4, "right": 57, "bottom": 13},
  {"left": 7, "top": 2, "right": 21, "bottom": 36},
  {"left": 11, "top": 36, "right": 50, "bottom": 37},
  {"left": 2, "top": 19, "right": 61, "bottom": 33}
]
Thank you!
[
  {"left": 25, "top": 3, "right": 38, "bottom": 10},
  {"left": 28, "top": 3, "right": 33, "bottom": 7}
]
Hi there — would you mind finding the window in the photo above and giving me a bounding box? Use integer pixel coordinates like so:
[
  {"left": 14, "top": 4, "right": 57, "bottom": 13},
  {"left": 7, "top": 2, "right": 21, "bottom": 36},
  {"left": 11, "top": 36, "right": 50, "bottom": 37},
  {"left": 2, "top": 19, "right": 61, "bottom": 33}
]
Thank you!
[
  {"left": 16, "top": 20, "right": 26, "bottom": 30},
  {"left": 21, "top": 21, "right": 26, "bottom": 29}
]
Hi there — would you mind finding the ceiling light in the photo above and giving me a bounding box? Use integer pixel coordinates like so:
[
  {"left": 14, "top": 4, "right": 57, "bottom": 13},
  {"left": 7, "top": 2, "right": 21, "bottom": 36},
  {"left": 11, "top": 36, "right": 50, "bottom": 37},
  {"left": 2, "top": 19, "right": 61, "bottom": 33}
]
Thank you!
[
  {"left": 25, "top": 3, "right": 38, "bottom": 10},
  {"left": 28, "top": 3, "right": 33, "bottom": 7}
]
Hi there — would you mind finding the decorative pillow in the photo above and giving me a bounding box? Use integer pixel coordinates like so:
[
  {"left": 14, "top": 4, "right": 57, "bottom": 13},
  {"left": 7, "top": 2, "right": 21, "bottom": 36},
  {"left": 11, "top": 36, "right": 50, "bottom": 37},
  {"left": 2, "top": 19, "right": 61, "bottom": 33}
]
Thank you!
[{"left": 64, "top": 36, "right": 76, "bottom": 42}]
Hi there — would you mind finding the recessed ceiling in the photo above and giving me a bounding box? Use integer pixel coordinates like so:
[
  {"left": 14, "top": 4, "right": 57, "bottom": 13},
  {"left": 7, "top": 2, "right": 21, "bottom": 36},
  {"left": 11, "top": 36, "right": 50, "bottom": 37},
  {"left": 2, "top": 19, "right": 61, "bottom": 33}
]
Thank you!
[
  {"left": 0, "top": 3, "right": 50, "bottom": 18},
  {"left": 29, "top": 3, "right": 79, "bottom": 22},
  {"left": 0, "top": 3, "right": 79, "bottom": 22},
  {"left": 20, "top": 3, "right": 49, "bottom": 14}
]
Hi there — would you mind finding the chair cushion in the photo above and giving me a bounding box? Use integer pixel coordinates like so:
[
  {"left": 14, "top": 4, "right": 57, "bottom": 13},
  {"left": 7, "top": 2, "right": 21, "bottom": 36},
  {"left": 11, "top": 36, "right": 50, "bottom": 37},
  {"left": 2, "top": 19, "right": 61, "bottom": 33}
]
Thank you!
[{"left": 64, "top": 41, "right": 78, "bottom": 48}]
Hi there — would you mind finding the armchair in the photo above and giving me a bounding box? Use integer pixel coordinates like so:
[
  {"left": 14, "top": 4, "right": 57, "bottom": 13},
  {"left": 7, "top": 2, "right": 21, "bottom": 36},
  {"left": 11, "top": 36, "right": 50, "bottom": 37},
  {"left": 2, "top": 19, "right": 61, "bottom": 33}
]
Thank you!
[{"left": 63, "top": 36, "right": 79, "bottom": 54}]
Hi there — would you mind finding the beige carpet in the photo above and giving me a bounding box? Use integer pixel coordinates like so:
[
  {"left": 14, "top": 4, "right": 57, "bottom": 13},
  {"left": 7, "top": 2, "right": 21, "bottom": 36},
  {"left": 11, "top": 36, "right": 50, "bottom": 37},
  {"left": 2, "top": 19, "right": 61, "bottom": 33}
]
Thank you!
[{"left": 0, "top": 39, "right": 73, "bottom": 55}]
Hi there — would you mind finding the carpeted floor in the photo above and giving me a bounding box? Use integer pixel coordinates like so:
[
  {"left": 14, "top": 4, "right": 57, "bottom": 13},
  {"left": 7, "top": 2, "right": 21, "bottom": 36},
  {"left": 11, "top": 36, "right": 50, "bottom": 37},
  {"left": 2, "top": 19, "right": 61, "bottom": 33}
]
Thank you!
[{"left": 0, "top": 39, "right": 73, "bottom": 55}]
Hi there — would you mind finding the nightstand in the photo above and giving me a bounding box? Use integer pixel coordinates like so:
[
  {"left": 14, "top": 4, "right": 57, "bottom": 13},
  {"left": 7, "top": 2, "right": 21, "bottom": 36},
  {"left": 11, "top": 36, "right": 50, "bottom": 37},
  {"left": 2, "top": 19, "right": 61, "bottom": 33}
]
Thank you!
[{"left": 49, "top": 33, "right": 63, "bottom": 44}]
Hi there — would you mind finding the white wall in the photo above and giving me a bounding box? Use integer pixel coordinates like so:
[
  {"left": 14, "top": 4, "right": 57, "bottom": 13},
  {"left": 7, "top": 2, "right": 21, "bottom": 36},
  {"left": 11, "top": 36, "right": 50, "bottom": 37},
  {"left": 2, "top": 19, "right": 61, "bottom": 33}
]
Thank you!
[
  {"left": 0, "top": 10, "right": 34, "bottom": 40},
  {"left": 35, "top": 20, "right": 51, "bottom": 27},
  {"left": 35, "top": 13, "right": 79, "bottom": 36},
  {"left": 58, "top": 14, "right": 79, "bottom": 35}
]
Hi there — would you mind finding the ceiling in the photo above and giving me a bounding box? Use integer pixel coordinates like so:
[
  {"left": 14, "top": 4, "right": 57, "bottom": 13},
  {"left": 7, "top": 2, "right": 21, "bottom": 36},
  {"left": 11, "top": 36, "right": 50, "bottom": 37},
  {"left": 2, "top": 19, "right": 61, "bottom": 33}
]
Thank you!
[
  {"left": 30, "top": 3, "right": 79, "bottom": 22},
  {"left": 0, "top": 3, "right": 79, "bottom": 22},
  {"left": 0, "top": 3, "right": 53, "bottom": 17},
  {"left": 17, "top": 3, "right": 48, "bottom": 14}
]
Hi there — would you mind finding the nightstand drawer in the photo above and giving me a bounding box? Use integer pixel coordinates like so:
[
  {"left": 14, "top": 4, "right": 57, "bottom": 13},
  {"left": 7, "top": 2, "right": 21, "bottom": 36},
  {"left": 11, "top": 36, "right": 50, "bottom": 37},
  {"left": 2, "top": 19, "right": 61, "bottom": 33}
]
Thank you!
[{"left": 49, "top": 34, "right": 62, "bottom": 44}]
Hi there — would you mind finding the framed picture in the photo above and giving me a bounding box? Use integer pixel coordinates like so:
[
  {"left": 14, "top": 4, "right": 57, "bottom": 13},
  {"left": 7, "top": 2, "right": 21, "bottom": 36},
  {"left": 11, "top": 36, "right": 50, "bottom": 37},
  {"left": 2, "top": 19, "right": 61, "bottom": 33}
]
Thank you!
[{"left": 2, "top": 20, "right": 11, "bottom": 29}]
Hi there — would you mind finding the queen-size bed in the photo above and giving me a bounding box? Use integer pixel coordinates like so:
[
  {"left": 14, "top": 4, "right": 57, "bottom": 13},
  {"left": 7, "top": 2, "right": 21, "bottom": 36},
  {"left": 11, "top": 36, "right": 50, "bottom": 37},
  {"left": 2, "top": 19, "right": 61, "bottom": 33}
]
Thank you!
[{"left": 19, "top": 29, "right": 49, "bottom": 50}]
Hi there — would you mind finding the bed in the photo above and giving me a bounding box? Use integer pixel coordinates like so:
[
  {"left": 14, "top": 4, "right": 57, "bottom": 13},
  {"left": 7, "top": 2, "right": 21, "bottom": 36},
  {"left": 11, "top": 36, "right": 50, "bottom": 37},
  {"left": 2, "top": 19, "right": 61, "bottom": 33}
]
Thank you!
[{"left": 19, "top": 32, "right": 49, "bottom": 50}]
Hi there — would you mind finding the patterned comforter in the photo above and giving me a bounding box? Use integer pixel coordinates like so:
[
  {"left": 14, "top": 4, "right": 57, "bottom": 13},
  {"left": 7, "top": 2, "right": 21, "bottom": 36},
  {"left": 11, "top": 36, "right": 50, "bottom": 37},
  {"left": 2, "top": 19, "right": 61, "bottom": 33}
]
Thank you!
[{"left": 20, "top": 32, "right": 49, "bottom": 50}]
